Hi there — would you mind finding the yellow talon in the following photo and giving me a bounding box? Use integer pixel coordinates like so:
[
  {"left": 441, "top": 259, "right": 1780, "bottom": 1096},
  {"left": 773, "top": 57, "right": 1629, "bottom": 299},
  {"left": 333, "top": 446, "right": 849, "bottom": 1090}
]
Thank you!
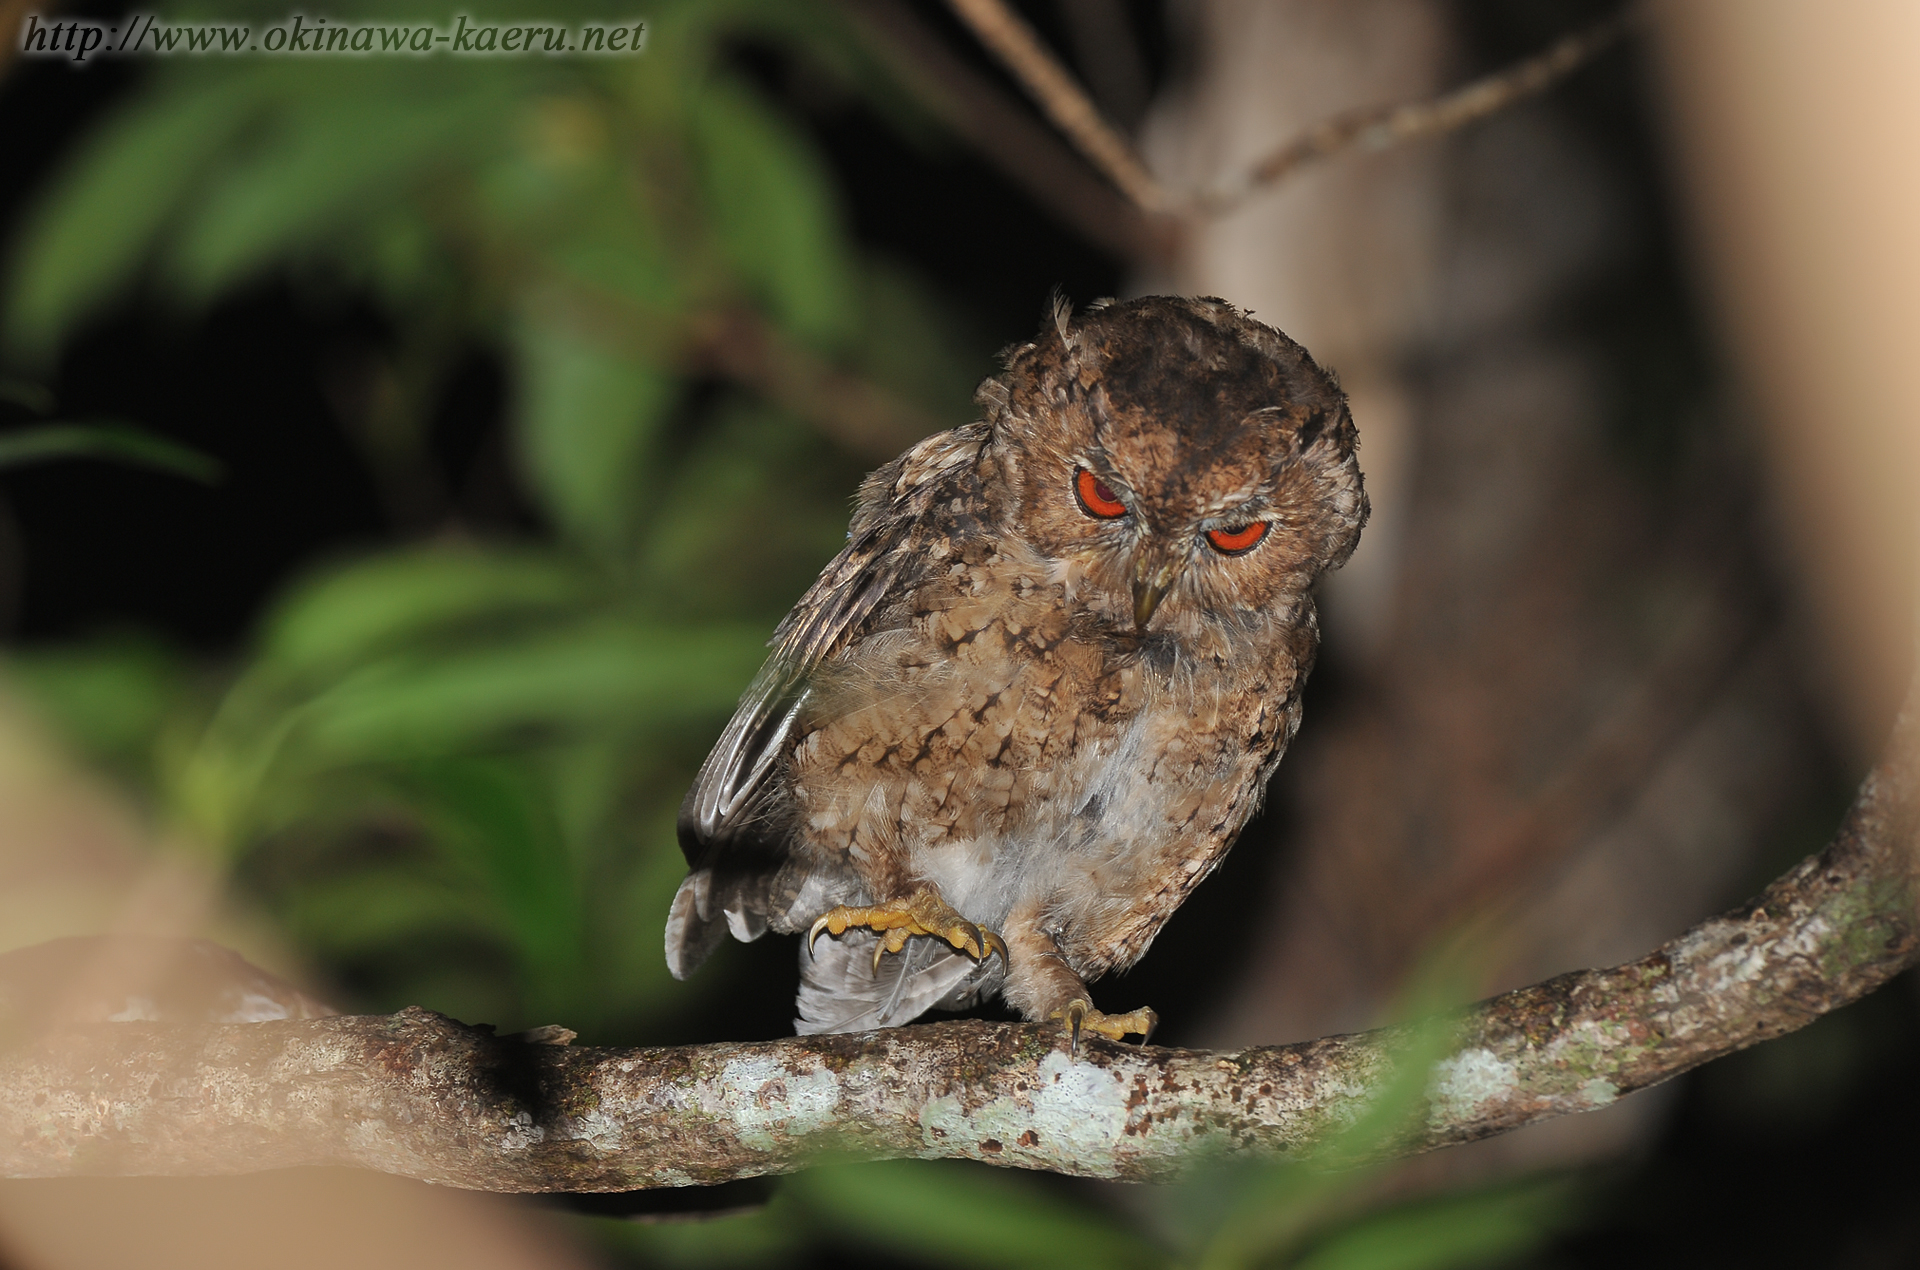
[
  {"left": 804, "top": 886, "right": 1008, "bottom": 970},
  {"left": 1050, "top": 998, "right": 1157, "bottom": 1053}
]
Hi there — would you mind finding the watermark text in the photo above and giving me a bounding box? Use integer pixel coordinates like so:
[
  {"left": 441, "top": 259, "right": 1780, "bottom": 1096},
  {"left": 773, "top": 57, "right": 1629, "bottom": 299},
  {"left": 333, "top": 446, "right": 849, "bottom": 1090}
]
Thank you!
[{"left": 19, "top": 13, "right": 648, "bottom": 63}]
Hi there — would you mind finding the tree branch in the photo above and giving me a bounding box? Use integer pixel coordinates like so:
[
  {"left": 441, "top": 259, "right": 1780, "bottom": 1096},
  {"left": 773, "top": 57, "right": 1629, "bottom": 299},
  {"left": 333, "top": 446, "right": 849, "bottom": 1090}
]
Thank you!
[
  {"left": 925, "top": 0, "right": 1636, "bottom": 229},
  {"left": 940, "top": 0, "right": 1174, "bottom": 214},
  {"left": 837, "top": 0, "right": 1166, "bottom": 262},
  {"left": 4, "top": 672, "right": 1916, "bottom": 1189},
  {"left": 1200, "top": 7, "right": 1638, "bottom": 214}
]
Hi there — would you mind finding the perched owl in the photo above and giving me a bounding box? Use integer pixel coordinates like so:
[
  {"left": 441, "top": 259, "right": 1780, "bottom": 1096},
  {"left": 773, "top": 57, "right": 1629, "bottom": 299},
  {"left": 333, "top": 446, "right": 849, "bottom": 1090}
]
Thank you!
[{"left": 666, "top": 295, "right": 1366, "bottom": 1043}]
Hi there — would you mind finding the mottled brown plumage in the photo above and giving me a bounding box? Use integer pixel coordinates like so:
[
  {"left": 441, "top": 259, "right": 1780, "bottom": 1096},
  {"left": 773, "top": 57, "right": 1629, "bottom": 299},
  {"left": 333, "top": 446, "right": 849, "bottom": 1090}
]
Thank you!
[{"left": 667, "top": 295, "right": 1366, "bottom": 1038}]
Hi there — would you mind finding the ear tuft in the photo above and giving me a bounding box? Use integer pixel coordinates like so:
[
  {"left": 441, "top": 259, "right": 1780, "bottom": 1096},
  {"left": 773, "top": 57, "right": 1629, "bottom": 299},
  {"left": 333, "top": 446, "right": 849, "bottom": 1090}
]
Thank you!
[{"left": 1048, "top": 288, "right": 1075, "bottom": 348}]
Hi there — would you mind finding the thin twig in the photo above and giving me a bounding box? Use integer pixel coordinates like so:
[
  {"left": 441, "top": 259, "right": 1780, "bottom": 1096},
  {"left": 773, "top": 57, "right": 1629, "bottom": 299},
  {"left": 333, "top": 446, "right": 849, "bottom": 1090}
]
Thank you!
[
  {"left": 1056, "top": 0, "right": 1152, "bottom": 130},
  {"left": 903, "top": 3, "right": 1634, "bottom": 243},
  {"left": 685, "top": 308, "right": 947, "bottom": 461},
  {"left": 942, "top": 0, "right": 1174, "bottom": 213},
  {"left": 525, "top": 279, "right": 944, "bottom": 463},
  {"left": 837, "top": 0, "right": 1165, "bottom": 261},
  {"left": 1202, "top": 8, "right": 1638, "bottom": 214}
]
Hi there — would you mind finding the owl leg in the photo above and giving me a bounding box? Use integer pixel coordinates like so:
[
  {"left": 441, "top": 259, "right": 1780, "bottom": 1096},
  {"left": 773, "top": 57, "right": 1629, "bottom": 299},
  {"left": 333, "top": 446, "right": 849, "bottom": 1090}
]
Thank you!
[
  {"left": 806, "top": 886, "right": 1008, "bottom": 970},
  {"left": 999, "top": 918, "right": 1157, "bottom": 1052}
]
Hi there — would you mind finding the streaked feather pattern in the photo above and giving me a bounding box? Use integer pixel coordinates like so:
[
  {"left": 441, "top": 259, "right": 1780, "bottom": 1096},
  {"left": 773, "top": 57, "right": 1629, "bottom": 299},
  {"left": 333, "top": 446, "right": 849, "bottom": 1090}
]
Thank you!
[{"left": 665, "top": 298, "right": 1365, "bottom": 1034}]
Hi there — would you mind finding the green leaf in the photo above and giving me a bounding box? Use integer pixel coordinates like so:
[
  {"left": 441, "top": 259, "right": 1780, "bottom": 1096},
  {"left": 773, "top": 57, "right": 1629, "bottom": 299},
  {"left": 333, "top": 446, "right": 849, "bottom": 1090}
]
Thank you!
[
  {"left": 398, "top": 757, "right": 587, "bottom": 1010},
  {"left": 289, "top": 619, "right": 766, "bottom": 763},
  {"left": 4, "top": 638, "right": 190, "bottom": 762},
  {"left": 636, "top": 396, "right": 854, "bottom": 609},
  {"left": 693, "top": 76, "right": 856, "bottom": 349},
  {"left": 582, "top": 802, "right": 706, "bottom": 1023},
  {"left": 513, "top": 317, "right": 677, "bottom": 554},
  {"left": 166, "top": 73, "right": 509, "bottom": 299},
  {"left": 598, "top": 1186, "right": 811, "bottom": 1268},
  {"left": 791, "top": 1162, "right": 1164, "bottom": 1270},
  {"left": 0, "top": 380, "right": 54, "bottom": 413},
  {"left": 354, "top": 204, "right": 454, "bottom": 313},
  {"left": 1291, "top": 1178, "right": 1573, "bottom": 1270},
  {"left": 5, "top": 74, "right": 258, "bottom": 359},
  {"left": 257, "top": 546, "right": 591, "bottom": 676},
  {"left": 0, "top": 422, "right": 222, "bottom": 482},
  {"left": 537, "top": 223, "right": 687, "bottom": 321},
  {"left": 282, "top": 861, "right": 499, "bottom": 959}
]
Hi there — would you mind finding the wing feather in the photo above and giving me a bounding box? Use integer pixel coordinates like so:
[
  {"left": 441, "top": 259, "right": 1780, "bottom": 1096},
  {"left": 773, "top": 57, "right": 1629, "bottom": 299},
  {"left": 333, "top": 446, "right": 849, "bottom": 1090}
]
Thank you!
[{"left": 667, "top": 424, "right": 989, "bottom": 978}]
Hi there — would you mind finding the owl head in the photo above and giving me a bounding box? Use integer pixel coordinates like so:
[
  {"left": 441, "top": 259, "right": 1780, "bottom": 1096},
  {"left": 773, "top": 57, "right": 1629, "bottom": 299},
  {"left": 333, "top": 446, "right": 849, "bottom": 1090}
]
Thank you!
[{"left": 977, "top": 295, "right": 1367, "bottom": 637}]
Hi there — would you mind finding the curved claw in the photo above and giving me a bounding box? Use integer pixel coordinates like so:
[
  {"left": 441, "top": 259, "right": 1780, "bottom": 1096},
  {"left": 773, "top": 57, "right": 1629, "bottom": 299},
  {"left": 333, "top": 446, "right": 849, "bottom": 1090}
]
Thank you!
[
  {"left": 944, "top": 923, "right": 1007, "bottom": 965},
  {"left": 1052, "top": 998, "right": 1090, "bottom": 1055},
  {"left": 1050, "top": 998, "right": 1155, "bottom": 1054},
  {"left": 806, "top": 913, "right": 832, "bottom": 958}
]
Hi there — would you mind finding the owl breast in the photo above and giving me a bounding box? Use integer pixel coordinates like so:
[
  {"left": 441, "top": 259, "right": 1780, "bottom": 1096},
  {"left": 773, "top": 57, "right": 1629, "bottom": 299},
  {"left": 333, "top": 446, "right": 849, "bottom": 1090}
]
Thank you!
[{"left": 778, "top": 532, "right": 1310, "bottom": 979}]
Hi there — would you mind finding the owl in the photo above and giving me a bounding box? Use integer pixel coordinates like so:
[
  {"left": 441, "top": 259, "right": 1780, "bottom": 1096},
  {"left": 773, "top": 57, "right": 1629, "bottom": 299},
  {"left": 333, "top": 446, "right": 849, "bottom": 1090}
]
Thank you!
[{"left": 666, "top": 295, "right": 1366, "bottom": 1044}]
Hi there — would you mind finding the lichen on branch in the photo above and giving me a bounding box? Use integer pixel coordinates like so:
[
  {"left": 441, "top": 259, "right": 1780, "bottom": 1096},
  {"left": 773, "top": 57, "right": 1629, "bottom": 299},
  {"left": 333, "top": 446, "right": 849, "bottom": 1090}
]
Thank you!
[{"left": 2, "top": 686, "right": 1915, "bottom": 1190}]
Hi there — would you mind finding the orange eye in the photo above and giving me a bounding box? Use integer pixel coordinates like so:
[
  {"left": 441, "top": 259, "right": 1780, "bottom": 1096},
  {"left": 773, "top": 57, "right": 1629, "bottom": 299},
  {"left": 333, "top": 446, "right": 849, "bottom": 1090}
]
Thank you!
[
  {"left": 1205, "top": 522, "right": 1268, "bottom": 555},
  {"left": 1075, "top": 467, "right": 1129, "bottom": 519}
]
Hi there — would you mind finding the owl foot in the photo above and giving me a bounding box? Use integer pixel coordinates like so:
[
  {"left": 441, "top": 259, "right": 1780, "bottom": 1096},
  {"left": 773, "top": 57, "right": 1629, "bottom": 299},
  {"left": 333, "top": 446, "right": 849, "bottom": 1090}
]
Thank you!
[
  {"left": 806, "top": 888, "right": 1009, "bottom": 972},
  {"left": 1051, "top": 998, "right": 1158, "bottom": 1053}
]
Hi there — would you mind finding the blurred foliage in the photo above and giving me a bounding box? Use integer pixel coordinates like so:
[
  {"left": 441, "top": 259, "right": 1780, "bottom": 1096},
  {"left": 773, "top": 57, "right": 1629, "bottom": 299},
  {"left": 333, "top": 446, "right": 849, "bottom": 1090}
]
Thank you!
[
  {"left": 3, "top": 0, "right": 977, "bottom": 1037},
  {"left": 2, "top": 1, "right": 1574, "bottom": 1266},
  {"left": 606, "top": 1161, "right": 1568, "bottom": 1270},
  {"left": 0, "top": 419, "right": 222, "bottom": 479},
  {"left": 0, "top": 373, "right": 223, "bottom": 478}
]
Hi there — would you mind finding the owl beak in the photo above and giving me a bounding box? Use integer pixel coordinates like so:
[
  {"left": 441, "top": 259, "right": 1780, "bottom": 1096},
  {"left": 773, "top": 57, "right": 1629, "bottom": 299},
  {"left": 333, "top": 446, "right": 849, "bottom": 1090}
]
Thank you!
[{"left": 1131, "top": 549, "right": 1184, "bottom": 633}]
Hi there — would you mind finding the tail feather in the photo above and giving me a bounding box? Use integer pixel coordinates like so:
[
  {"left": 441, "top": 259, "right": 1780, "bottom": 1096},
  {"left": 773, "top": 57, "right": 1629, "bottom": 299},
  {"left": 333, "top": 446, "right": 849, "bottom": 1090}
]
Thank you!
[
  {"left": 794, "top": 931, "right": 990, "bottom": 1034},
  {"left": 665, "top": 869, "right": 771, "bottom": 980}
]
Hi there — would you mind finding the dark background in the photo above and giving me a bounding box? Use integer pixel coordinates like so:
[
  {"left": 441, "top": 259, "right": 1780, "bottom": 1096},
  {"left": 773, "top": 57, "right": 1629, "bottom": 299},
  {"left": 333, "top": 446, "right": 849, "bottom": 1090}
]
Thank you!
[{"left": 1, "top": 2, "right": 1914, "bottom": 1265}]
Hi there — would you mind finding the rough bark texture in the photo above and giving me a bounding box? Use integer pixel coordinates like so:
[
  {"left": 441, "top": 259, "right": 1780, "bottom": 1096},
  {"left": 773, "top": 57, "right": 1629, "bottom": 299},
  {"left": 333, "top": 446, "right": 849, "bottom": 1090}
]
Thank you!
[{"left": 2, "top": 694, "right": 1914, "bottom": 1190}]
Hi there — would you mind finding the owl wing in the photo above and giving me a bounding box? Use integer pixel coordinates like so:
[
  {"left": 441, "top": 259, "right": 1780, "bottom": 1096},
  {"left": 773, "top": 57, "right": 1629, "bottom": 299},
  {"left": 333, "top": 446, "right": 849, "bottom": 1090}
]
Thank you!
[{"left": 666, "top": 423, "right": 990, "bottom": 980}]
